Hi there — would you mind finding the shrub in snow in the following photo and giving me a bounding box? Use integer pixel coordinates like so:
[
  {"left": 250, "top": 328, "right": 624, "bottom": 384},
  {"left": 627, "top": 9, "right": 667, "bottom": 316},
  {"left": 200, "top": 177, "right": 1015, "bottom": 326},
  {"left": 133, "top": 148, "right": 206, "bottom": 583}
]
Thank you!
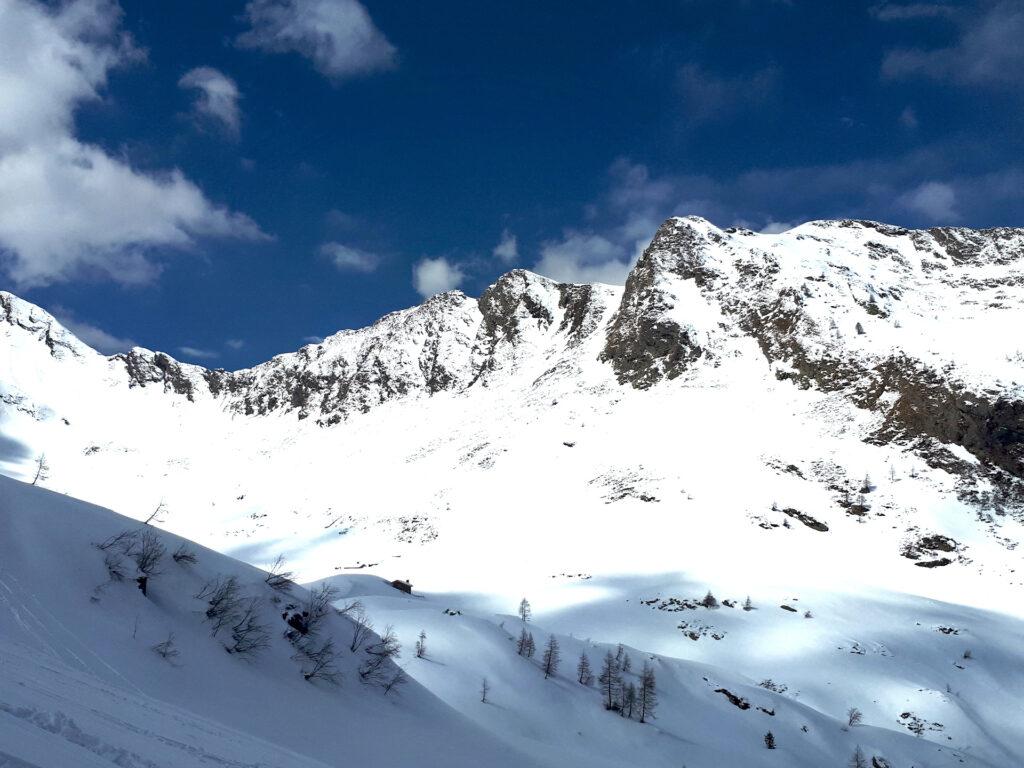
[
  {"left": 171, "top": 543, "right": 198, "bottom": 565},
  {"left": 227, "top": 597, "right": 270, "bottom": 657},
  {"left": 132, "top": 531, "right": 166, "bottom": 577},
  {"left": 196, "top": 576, "right": 243, "bottom": 636},
  {"left": 359, "top": 625, "right": 401, "bottom": 685},
  {"left": 382, "top": 668, "right": 407, "bottom": 696},
  {"left": 763, "top": 731, "right": 776, "bottom": 749},
  {"left": 152, "top": 633, "right": 179, "bottom": 661},
  {"left": 348, "top": 602, "right": 374, "bottom": 652},
  {"left": 701, "top": 591, "right": 719, "bottom": 609},
  {"left": 264, "top": 554, "right": 294, "bottom": 592},
  {"left": 293, "top": 636, "right": 341, "bottom": 684}
]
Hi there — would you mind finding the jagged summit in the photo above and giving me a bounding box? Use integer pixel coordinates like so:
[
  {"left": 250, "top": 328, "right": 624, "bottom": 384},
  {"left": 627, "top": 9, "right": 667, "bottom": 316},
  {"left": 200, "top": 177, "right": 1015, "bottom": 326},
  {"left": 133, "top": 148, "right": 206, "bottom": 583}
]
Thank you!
[{"left": 3, "top": 218, "right": 1023, "bottom": 478}]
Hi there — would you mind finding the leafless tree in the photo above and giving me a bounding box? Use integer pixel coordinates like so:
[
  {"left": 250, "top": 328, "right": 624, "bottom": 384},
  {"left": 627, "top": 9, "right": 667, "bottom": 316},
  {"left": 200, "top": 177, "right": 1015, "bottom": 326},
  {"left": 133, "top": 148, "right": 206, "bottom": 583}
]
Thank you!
[
  {"left": 143, "top": 501, "right": 167, "bottom": 525},
  {"left": 598, "top": 650, "right": 621, "bottom": 710},
  {"left": 849, "top": 746, "right": 868, "bottom": 768},
  {"left": 541, "top": 635, "right": 560, "bottom": 679},
  {"left": 415, "top": 630, "right": 427, "bottom": 659},
  {"left": 31, "top": 453, "right": 49, "bottom": 486},
  {"left": 349, "top": 604, "right": 375, "bottom": 652},
  {"left": 576, "top": 652, "right": 593, "bottom": 685},
  {"left": 480, "top": 676, "right": 490, "bottom": 703},
  {"left": 518, "top": 598, "right": 531, "bottom": 623},
  {"left": 638, "top": 663, "right": 657, "bottom": 723},
  {"left": 96, "top": 529, "right": 139, "bottom": 552},
  {"left": 743, "top": 596, "right": 754, "bottom": 611},
  {"left": 196, "top": 575, "right": 243, "bottom": 636},
  {"left": 306, "top": 582, "right": 341, "bottom": 632},
  {"left": 132, "top": 531, "right": 166, "bottom": 576},
  {"left": 620, "top": 682, "right": 636, "bottom": 718},
  {"left": 264, "top": 554, "right": 294, "bottom": 592},
  {"left": 847, "top": 706, "right": 863, "bottom": 727}
]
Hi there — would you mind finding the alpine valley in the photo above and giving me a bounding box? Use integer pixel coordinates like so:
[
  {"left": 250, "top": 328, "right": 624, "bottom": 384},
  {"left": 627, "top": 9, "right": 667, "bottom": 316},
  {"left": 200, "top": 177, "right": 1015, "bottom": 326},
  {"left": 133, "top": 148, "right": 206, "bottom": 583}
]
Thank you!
[{"left": 2, "top": 217, "right": 1024, "bottom": 768}]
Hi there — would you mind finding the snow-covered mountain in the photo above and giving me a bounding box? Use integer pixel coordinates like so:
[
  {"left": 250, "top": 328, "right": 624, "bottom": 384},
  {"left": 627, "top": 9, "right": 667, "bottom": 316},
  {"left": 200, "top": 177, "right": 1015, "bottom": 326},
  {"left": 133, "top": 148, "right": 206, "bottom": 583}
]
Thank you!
[{"left": 2, "top": 216, "right": 1024, "bottom": 765}]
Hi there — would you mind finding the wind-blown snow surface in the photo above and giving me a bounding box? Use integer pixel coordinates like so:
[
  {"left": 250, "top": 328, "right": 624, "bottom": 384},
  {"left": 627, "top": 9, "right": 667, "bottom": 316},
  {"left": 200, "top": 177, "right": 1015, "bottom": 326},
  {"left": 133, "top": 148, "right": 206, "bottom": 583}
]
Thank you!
[{"left": 2, "top": 216, "right": 1024, "bottom": 764}]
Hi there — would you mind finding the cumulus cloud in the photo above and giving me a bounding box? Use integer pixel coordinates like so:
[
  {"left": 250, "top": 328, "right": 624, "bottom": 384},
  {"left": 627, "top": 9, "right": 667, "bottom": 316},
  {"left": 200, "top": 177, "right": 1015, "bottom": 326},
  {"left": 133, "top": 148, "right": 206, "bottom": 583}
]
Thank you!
[
  {"left": 320, "top": 241, "right": 380, "bottom": 272},
  {"left": 237, "top": 0, "right": 397, "bottom": 79},
  {"left": 492, "top": 230, "right": 518, "bottom": 263},
  {"left": 0, "top": 0, "right": 266, "bottom": 289},
  {"left": 534, "top": 233, "right": 633, "bottom": 285},
  {"left": 412, "top": 257, "right": 465, "bottom": 297},
  {"left": 898, "top": 180, "right": 959, "bottom": 221},
  {"left": 178, "top": 346, "right": 219, "bottom": 360},
  {"left": 676, "top": 63, "right": 780, "bottom": 122},
  {"left": 880, "top": 1, "right": 1024, "bottom": 88},
  {"left": 50, "top": 305, "right": 136, "bottom": 353},
  {"left": 179, "top": 67, "right": 241, "bottom": 136}
]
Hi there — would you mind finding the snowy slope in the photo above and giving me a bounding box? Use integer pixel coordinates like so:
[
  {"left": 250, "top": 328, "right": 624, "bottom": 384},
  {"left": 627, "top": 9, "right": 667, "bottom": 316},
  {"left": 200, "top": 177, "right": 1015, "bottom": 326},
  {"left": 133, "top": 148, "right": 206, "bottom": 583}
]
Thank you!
[
  {"left": 328, "top": 572, "right": 1024, "bottom": 768},
  {"left": 0, "top": 475, "right": 538, "bottom": 768}
]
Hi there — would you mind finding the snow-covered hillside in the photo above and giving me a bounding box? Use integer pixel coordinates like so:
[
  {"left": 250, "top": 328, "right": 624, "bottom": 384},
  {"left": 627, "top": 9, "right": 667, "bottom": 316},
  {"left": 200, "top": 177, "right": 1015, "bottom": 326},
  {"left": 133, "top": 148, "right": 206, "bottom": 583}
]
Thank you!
[
  {"left": 0, "top": 475, "right": 535, "bottom": 767},
  {"left": 2, "top": 216, "right": 1023, "bottom": 764},
  {"left": 2, "top": 475, "right": 1021, "bottom": 767}
]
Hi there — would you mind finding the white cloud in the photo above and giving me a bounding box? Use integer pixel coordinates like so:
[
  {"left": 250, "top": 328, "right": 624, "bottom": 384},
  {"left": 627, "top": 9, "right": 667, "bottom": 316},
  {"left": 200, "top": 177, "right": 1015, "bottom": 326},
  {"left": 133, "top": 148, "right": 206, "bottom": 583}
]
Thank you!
[
  {"left": 302, "top": 335, "right": 324, "bottom": 344},
  {"left": 898, "top": 180, "right": 959, "bottom": 221},
  {"left": 320, "top": 241, "right": 380, "bottom": 272},
  {"left": 178, "top": 346, "right": 219, "bottom": 360},
  {"left": 534, "top": 233, "right": 633, "bottom": 285},
  {"left": 492, "top": 230, "right": 518, "bottom": 263},
  {"left": 179, "top": 67, "right": 241, "bottom": 136},
  {"left": 226, "top": 338, "right": 245, "bottom": 350},
  {"left": 881, "top": 1, "right": 1024, "bottom": 88},
  {"left": 237, "top": 0, "right": 396, "bottom": 80},
  {"left": 50, "top": 305, "right": 136, "bottom": 353},
  {"left": 759, "top": 220, "right": 794, "bottom": 234},
  {"left": 412, "top": 257, "right": 465, "bottom": 297},
  {"left": 0, "top": 0, "right": 266, "bottom": 289}
]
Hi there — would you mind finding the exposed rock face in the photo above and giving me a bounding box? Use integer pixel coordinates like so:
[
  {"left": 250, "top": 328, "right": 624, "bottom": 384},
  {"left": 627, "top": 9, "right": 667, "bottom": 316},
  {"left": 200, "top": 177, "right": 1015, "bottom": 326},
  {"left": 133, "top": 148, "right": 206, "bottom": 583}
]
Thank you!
[
  {"left": 600, "top": 218, "right": 713, "bottom": 388},
  {"left": 3, "top": 217, "right": 1022, "bottom": 488}
]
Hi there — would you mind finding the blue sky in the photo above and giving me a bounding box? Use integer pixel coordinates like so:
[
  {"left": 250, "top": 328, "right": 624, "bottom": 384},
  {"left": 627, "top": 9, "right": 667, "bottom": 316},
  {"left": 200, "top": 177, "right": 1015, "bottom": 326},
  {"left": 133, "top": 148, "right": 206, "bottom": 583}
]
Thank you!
[{"left": 1, "top": 0, "right": 1022, "bottom": 366}]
